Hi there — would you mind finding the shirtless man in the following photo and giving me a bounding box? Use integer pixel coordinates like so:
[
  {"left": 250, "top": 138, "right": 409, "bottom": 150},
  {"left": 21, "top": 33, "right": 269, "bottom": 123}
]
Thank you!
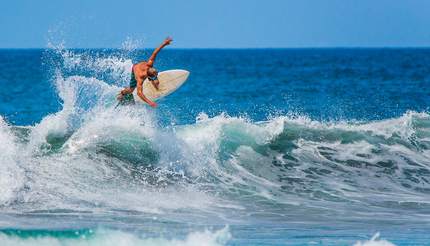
[{"left": 117, "top": 37, "right": 173, "bottom": 107}]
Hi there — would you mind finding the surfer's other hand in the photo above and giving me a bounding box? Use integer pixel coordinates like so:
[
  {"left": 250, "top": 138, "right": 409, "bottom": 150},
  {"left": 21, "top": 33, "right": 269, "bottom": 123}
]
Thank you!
[
  {"left": 149, "top": 101, "right": 158, "bottom": 108},
  {"left": 163, "top": 37, "right": 173, "bottom": 46}
]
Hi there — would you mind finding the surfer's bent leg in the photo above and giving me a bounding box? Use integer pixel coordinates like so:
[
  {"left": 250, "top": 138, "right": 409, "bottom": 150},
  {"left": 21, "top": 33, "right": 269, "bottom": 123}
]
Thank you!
[
  {"left": 117, "top": 87, "right": 136, "bottom": 106},
  {"left": 117, "top": 87, "right": 135, "bottom": 102}
]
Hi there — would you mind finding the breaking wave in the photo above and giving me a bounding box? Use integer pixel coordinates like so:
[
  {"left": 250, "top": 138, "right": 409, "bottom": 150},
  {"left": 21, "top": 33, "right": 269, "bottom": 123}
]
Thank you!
[{"left": 1, "top": 48, "right": 430, "bottom": 226}]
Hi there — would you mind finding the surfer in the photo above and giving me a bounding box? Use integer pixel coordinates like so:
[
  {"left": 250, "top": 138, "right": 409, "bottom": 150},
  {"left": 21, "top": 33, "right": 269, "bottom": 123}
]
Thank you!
[{"left": 117, "top": 37, "right": 173, "bottom": 107}]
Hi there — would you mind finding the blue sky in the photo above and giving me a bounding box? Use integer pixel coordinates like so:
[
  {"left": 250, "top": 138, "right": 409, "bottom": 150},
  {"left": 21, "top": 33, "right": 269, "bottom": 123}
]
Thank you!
[{"left": 1, "top": 0, "right": 429, "bottom": 48}]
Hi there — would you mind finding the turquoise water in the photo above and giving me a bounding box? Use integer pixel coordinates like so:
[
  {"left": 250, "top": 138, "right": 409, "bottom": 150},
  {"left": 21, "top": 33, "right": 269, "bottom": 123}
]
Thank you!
[{"left": 0, "top": 48, "right": 430, "bottom": 245}]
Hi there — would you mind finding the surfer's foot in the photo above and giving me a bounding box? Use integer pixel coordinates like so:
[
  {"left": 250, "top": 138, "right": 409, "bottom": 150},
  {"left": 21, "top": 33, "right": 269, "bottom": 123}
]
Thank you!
[{"left": 151, "top": 80, "right": 160, "bottom": 90}]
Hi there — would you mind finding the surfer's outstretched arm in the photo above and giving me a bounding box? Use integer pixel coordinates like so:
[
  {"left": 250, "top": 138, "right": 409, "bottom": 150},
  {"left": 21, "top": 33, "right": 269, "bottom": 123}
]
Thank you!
[
  {"left": 136, "top": 78, "right": 157, "bottom": 108},
  {"left": 147, "top": 37, "right": 172, "bottom": 66}
]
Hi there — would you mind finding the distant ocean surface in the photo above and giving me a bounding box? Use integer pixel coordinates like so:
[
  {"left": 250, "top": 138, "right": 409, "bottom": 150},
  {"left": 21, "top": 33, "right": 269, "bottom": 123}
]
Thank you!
[{"left": 0, "top": 48, "right": 430, "bottom": 245}]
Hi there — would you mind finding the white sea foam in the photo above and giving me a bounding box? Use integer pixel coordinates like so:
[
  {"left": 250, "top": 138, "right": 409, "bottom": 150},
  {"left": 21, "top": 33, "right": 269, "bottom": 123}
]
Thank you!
[
  {"left": 0, "top": 227, "right": 231, "bottom": 246},
  {"left": 0, "top": 117, "right": 24, "bottom": 206},
  {"left": 0, "top": 229, "right": 399, "bottom": 246},
  {"left": 271, "top": 110, "right": 429, "bottom": 140},
  {"left": 60, "top": 49, "right": 133, "bottom": 86},
  {"left": 353, "top": 233, "right": 396, "bottom": 246}
]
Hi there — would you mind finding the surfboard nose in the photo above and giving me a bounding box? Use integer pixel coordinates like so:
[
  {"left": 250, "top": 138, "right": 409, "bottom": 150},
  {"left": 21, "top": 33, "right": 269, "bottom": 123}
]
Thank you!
[
  {"left": 173, "top": 69, "right": 190, "bottom": 80},
  {"left": 183, "top": 70, "right": 190, "bottom": 80}
]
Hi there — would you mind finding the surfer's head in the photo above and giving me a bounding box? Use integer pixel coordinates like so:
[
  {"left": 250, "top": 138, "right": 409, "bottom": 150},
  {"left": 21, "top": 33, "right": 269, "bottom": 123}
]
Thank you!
[{"left": 147, "top": 67, "right": 158, "bottom": 78}]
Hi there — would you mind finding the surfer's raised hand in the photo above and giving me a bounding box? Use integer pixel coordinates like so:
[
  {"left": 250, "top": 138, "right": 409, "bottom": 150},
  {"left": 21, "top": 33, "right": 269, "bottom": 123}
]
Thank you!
[
  {"left": 148, "top": 37, "right": 173, "bottom": 66},
  {"left": 163, "top": 37, "right": 173, "bottom": 46}
]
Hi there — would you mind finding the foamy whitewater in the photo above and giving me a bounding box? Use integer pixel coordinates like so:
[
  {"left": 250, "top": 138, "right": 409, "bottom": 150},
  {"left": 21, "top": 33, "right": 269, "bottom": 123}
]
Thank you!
[{"left": 0, "top": 47, "right": 429, "bottom": 245}]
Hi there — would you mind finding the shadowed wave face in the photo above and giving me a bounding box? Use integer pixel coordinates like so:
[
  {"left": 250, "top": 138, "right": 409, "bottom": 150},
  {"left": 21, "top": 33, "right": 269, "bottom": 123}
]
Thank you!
[{"left": 0, "top": 48, "right": 429, "bottom": 245}]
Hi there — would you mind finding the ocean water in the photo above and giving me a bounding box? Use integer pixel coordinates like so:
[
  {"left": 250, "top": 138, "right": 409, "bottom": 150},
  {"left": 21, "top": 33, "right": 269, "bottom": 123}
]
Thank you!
[{"left": 0, "top": 47, "right": 430, "bottom": 245}]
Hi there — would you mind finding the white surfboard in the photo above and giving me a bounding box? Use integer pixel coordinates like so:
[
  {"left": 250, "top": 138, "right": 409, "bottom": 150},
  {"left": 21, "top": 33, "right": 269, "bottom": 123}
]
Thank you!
[{"left": 133, "top": 69, "right": 189, "bottom": 102}]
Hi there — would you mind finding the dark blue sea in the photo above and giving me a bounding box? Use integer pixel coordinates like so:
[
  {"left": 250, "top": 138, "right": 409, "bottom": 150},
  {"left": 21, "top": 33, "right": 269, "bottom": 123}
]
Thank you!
[{"left": 0, "top": 48, "right": 430, "bottom": 245}]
